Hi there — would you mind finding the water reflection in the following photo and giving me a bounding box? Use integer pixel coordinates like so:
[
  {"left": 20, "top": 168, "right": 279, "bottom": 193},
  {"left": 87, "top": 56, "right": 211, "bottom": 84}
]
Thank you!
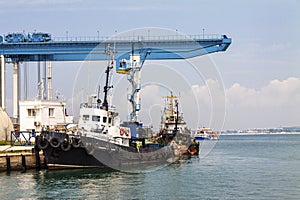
[
  {"left": 0, "top": 156, "right": 197, "bottom": 199},
  {"left": 33, "top": 168, "right": 129, "bottom": 199}
]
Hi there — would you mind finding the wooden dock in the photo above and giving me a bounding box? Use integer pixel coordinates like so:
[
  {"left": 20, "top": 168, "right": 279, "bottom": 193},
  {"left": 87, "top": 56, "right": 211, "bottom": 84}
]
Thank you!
[{"left": 0, "top": 145, "right": 45, "bottom": 172}]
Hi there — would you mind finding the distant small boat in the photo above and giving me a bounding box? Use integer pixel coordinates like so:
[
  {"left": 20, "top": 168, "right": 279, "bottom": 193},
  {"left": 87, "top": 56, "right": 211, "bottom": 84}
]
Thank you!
[{"left": 194, "top": 127, "right": 219, "bottom": 141}]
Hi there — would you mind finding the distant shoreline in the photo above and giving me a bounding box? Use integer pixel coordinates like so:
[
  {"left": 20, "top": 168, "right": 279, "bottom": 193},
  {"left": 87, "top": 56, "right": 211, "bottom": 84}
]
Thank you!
[{"left": 220, "top": 132, "right": 300, "bottom": 136}]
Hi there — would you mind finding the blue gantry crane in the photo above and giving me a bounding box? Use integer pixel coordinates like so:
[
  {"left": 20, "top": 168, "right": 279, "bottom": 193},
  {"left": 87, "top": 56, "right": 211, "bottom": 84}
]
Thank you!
[{"left": 0, "top": 32, "right": 231, "bottom": 122}]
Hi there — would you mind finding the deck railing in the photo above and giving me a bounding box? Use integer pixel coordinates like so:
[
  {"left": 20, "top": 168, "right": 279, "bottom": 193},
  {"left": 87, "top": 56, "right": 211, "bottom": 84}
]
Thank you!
[
  {"left": 10, "top": 131, "right": 36, "bottom": 146},
  {"left": 52, "top": 34, "right": 224, "bottom": 42}
]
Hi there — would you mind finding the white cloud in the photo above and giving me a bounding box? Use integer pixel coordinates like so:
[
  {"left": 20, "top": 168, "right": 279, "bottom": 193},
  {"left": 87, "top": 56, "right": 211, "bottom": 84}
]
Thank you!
[
  {"left": 191, "top": 79, "right": 226, "bottom": 105},
  {"left": 188, "top": 79, "right": 226, "bottom": 130},
  {"left": 225, "top": 77, "right": 300, "bottom": 129},
  {"left": 187, "top": 77, "right": 300, "bottom": 129},
  {"left": 226, "top": 83, "right": 258, "bottom": 107},
  {"left": 227, "top": 77, "right": 300, "bottom": 108}
]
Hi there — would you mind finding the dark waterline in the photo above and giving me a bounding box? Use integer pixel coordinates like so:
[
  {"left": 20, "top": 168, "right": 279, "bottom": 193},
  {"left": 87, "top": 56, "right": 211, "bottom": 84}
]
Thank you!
[{"left": 1, "top": 134, "right": 299, "bottom": 199}]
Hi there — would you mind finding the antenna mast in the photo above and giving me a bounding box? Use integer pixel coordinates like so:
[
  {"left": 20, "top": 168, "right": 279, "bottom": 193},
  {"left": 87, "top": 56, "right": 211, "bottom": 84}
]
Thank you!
[{"left": 102, "top": 44, "right": 114, "bottom": 111}]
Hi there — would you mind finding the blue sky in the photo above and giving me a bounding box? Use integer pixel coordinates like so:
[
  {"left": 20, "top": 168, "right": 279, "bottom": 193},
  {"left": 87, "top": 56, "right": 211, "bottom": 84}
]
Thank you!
[{"left": 1, "top": 0, "right": 299, "bottom": 129}]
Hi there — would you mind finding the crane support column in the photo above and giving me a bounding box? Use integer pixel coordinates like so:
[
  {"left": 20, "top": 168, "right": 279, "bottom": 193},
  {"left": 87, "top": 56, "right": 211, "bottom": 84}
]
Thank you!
[
  {"left": 0, "top": 55, "right": 6, "bottom": 110},
  {"left": 128, "top": 54, "right": 142, "bottom": 122},
  {"left": 117, "top": 51, "right": 150, "bottom": 122},
  {"left": 42, "top": 61, "right": 47, "bottom": 100},
  {"left": 118, "top": 54, "right": 143, "bottom": 122},
  {"left": 47, "top": 61, "right": 53, "bottom": 100},
  {"left": 13, "top": 61, "right": 20, "bottom": 122}
]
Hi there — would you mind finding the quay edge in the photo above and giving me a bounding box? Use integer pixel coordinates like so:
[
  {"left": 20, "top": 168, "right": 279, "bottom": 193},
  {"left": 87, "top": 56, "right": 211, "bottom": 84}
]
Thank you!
[{"left": 0, "top": 145, "right": 45, "bottom": 172}]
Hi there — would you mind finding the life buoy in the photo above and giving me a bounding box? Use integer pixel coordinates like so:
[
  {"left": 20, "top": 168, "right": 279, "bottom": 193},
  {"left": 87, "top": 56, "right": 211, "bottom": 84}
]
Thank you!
[
  {"left": 61, "top": 140, "right": 72, "bottom": 151},
  {"left": 120, "top": 128, "right": 125, "bottom": 136},
  {"left": 37, "top": 136, "right": 49, "bottom": 150},
  {"left": 125, "top": 129, "right": 129, "bottom": 137},
  {"left": 50, "top": 137, "right": 61, "bottom": 148},
  {"left": 71, "top": 137, "right": 81, "bottom": 148}
]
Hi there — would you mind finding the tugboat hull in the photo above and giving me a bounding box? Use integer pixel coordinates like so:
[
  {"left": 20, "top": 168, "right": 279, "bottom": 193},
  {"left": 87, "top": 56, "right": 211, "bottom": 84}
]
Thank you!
[
  {"left": 37, "top": 132, "right": 176, "bottom": 171},
  {"left": 43, "top": 146, "right": 105, "bottom": 170}
]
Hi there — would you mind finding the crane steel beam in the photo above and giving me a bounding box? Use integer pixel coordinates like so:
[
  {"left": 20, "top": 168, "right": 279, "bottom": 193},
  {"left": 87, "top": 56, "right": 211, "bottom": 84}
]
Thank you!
[{"left": 0, "top": 35, "right": 231, "bottom": 62}]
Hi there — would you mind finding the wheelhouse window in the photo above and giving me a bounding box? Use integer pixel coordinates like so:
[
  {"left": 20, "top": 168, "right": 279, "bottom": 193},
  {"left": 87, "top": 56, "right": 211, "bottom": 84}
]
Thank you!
[
  {"left": 103, "top": 116, "right": 107, "bottom": 123},
  {"left": 49, "top": 108, "right": 54, "bottom": 117},
  {"left": 27, "top": 109, "right": 36, "bottom": 117},
  {"left": 92, "top": 115, "right": 100, "bottom": 122},
  {"left": 108, "top": 117, "right": 112, "bottom": 124},
  {"left": 82, "top": 115, "right": 89, "bottom": 121}
]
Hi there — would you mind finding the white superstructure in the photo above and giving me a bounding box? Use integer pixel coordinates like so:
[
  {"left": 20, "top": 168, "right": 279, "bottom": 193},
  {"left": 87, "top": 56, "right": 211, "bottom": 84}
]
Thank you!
[{"left": 78, "top": 95, "right": 131, "bottom": 147}]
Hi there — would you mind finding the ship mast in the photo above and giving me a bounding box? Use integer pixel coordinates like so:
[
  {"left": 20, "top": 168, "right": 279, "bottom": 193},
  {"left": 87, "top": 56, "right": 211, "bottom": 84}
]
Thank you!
[
  {"left": 164, "top": 91, "right": 178, "bottom": 120},
  {"left": 174, "top": 99, "right": 179, "bottom": 135},
  {"left": 102, "top": 44, "right": 114, "bottom": 111}
]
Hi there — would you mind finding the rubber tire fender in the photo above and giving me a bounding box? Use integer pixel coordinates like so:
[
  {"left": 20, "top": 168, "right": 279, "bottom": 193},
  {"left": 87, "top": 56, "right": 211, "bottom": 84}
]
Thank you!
[
  {"left": 71, "top": 137, "right": 81, "bottom": 148},
  {"left": 37, "top": 136, "right": 49, "bottom": 150},
  {"left": 50, "top": 137, "right": 61, "bottom": 148},
  {"left": 61, "top": 140, "right": 72, "bottom": 151}
]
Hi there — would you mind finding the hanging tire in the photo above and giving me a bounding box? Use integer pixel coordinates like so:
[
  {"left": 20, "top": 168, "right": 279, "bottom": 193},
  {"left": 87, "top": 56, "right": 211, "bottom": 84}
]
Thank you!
[
  {"left": 71, "top": 137, "right": 81, "bottom": 148},
  {"left": 50, "top": 137, "right": 61, "bottom": 148},
  {"left": 61, "top": 140, "right": 72, "bottom": 151},
  {"left": 37, "top": 136, "right": 49, "bottom": 150}
]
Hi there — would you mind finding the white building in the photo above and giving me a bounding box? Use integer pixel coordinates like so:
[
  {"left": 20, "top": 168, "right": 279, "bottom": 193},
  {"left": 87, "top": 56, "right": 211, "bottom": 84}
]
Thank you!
[{"left": 19, "top": 99, "right": 73, "bottom": 132}]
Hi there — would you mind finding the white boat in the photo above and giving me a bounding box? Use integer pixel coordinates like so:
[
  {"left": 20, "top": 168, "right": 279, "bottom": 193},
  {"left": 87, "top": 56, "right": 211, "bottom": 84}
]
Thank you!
[{"left": 194, "top": 127, "right": 219, "bottom": 141}]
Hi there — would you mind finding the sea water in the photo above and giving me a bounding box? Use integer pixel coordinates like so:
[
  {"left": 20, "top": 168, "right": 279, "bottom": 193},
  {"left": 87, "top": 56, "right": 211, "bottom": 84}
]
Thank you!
[{"left": 0, "top": 134, "right": 299, "bottom": 199}]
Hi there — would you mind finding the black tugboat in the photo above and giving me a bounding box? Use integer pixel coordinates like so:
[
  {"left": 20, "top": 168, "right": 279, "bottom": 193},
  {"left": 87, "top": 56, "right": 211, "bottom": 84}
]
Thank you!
[{"left": 35, "top": 45, "right": 177, "bottom": 171}]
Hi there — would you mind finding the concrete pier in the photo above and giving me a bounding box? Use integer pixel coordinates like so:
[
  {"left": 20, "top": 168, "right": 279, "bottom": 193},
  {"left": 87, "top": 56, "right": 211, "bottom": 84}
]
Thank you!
[{"left": 0, "top": 145, "right": 45, "bottom": 172}]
